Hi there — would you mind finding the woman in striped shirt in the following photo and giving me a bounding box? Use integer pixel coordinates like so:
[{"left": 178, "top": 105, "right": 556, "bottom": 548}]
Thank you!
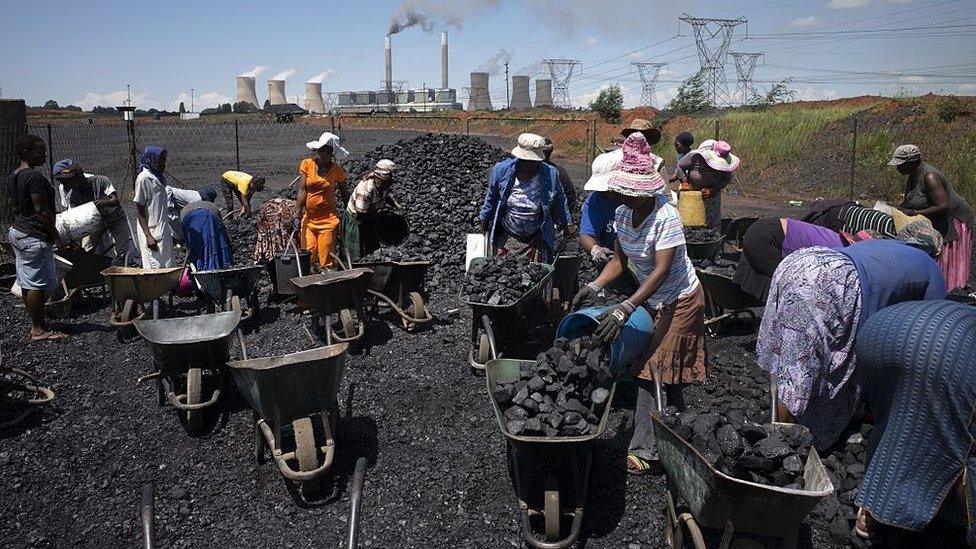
[{"left": 571, "top": 132, "right": 707, "bottom": 475}]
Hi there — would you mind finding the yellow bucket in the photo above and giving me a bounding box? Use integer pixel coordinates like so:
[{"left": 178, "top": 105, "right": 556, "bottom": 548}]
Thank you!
[{"left": 678, "top": 191, "right": 706, "bottom": 227}]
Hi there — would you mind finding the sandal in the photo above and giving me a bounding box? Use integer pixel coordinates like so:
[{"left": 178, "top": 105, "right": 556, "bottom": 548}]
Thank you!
[
  {"left": 29, "top": 330, "right": 69, "bottom": 342},
  {"left": 854, "top": 507, "right": 877, "bottom": 539},
  {"left": 617, "top": 454, "right": 659, "bottom": 476}
]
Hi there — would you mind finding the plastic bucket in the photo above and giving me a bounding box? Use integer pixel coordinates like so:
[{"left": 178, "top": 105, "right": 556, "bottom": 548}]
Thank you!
[
  {"left": 56, "top": 202, "right": 103, "bottom": 243},
  {"left": 273, "top": 250, "right": 311, "bottom": 296},
  {"left": 677, "top": 191, "right": 706, "bottom": 227},
  {"left": 374, "top": 211, "right": 409, "bottom": 246},
  {"left": 556, "top": 305, "right": 653, "bottom": 375}
]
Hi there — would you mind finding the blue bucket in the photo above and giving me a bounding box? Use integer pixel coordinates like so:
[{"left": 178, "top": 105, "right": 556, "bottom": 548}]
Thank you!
[{"left": 556, "top": 305, "right": 653, "bottom": 375}]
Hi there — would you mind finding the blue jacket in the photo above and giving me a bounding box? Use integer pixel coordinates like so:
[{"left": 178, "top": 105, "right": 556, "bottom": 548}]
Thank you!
[{"left": 478, "top": 157, "right": 570, "bottom": 253}]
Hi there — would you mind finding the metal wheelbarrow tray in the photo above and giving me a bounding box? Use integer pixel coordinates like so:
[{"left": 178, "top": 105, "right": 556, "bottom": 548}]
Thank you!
[
  {"left": 352, "top": 259, "right": 433, "bottom": 331},
  {"left": 696, "top": 267, "right": 762, "bottom": 337},
  {"left": 228, "top": 343, "right": 348, "bottom": 495},
  {"left": 461, "top": 259, "right": 555, "bottom": 370},
  {"left": 291, "top": 268, "right": 374, "bottom": 344},
  {"left": 134, "top": 308, "right": 242, "bottom": 431},
  {"left": 191, "top": 265, "right": 264, "bottom": 318},
  {"left": 651, "top": 412, "right": 834, "bottom": 548},
  {"left": 486, "top": 357, "right": 616, "bottom": 549},
  {"left": 101, "top": 266, "right": 183, "bottom": 327}
]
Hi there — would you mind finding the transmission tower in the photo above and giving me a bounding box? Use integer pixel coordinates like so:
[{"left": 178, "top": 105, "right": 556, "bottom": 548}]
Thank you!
[
  {"left": 730, "top": 52, "right": 764, "bottom": 105},
  {"left": 632, "top": 62, "right": 668, "bottom": 108},
  {"left": 542, "top": 59, "right": 581, "bottom": 108},
  {"left": 324, "top": 93, "right": 338, "bottom": 114},
  {"left": 679, "top": 14, "right": 747, "bottom": 107}
]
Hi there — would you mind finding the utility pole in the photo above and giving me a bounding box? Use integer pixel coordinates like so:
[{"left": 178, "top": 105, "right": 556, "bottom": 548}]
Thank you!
[
  {"left": 504, "top": 61, "right": 510, "bottom": 110},
  {"left": 542, "top": 59, "right": 582, "bottom": 109},
  {"left": 729, "top": 52, "right": 763, "bottom": 105},
  {"left": 190, "top": 88, "right": 194, "bottom": 112},
  {"left": 680, "top": 14, "right": 747, "bottom": 107},
  {"left": 632, "top": 62, "right": 668, "bottom": 108},
  {"left": 423, "top": 82, "right": 427, "bottom": 112}
]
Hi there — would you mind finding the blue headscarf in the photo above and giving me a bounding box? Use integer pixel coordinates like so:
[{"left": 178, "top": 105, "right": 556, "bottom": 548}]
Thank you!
[{"left": 138, "top": 146, "right": 167, "bottom": 183}]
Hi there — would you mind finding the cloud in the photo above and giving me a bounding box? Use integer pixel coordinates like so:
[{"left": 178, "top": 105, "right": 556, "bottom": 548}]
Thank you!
[
  {"left": 828, "top": 0, "right": 871, "bottom": 8},
  {"left": 271, "top": 68, "right": 296, "bottom": 81},
  {"left": 307, "top": 69, "right": 336, "bottom": 84},
  {"left": 524, "top": 0, "right": 685, "bottom": 40},
  {"left": 789, "top": 15, "right": 818, "bottom": 28},
  {"left": 515, "top": 60, "right": 544, "bottom": 77},
  {"left": 898, "top": 75, "right": 926, "bottom": 83},
  {"left": 959, "top": 83, "right": 976, "bottom": 91},
  {"left": 169, "top": 91, "right": 232, "bottom": 112},
  {"left": 73, "top": 90, "right": 161, "bottom": 111},
  {"left": 237, "top": 65, "right": 269, "bottom": 78},
  {"left": 587, "top": 37, "right": 598, "bottom": 45},
  {"left": 796, "top": 87, "right": 840, "bottom": 101}
]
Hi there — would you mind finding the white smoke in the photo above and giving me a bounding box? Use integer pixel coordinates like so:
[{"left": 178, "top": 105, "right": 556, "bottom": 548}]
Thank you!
[
  {"left": 515, "top": 60, "right": 544, "bottom": 77},
  {"left": 388, "top": 0, "right": 501, "bottom": 34},
  {"left": 307, "top": 69, "right": 336, "bottom": 84},
  {"left": 477, "top": 49, "right": 514, "bottom": 76},
  {"left": 237, "top": 65, "right": 269, "bottom": 78},
  {"left": 271, "top": 68, "right": 296, "bottom": 81}
]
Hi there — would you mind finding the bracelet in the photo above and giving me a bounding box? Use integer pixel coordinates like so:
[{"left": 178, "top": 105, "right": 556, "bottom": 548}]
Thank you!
[{"left": 621, "top": 300, "right": 637, "bottom": 314}]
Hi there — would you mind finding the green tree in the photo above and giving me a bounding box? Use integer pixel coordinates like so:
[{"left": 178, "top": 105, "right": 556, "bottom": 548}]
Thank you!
[
  {"left": 233, "top": 101, "right": 259, "bottom": 114},
  {"left": 751, "top": 77, "right": 796, "bottom": 107},
  {"left": 43, "top": 100, "right": 59, "bottom": 109},
  {"left": 589, "top": 84, "right": 623, "bottom": 123},
  {"left": 667, "top": 73, "right": 712, "bottom": 114},
  {"left": 263, "top": 99, "right": 271, "bottom": 111}
]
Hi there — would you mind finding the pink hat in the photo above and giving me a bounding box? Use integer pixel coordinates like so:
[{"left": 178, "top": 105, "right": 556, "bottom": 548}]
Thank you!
[
  {"left": 695, "top": 140, "right": 740, "bottom": 172},
  {"left": 607, "top": 133, "right": 667, "bottom": 197}
]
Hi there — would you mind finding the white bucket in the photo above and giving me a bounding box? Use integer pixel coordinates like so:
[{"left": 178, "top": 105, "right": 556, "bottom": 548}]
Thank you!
[
  {"left": 465, "top": 233, "right": 487, "bottom": 272},
  {"left": 56, "top": 202, "right": 103, "bottom": 243}
]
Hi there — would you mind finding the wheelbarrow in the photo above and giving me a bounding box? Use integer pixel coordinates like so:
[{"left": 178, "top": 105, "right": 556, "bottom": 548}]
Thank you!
[
  {"left": 291, "top": 268, "right": 374, "bottom": 345},
  {"left": 550, "top": 252, "right": 585, "bottom": 317},
  {"left": 228, "top": 342, "right": 348, "bottom": 496},
  {"left": 0, "top": 348, "right": 55, "bottom": 430},
  {"left": 685, "top": 236, "right": 725, "bottom": 261},
  {"left": 41, "top": 248, "right": 114, "bottom": 317},
  {"left": 483, "top": 320, "right": 616, "bottom": 549},
  {"left": 696, "top": 265, "right": 762, "bottom": 337},
  {"left": 462, "top": 258, "right": 555, "bottom": 371},
  {"left": 101, "top": 266, "right": 183, "bottom": 331},
  {"left": 651, "top": 407, "right": 834, "bottom": 549},
  {"left": 191, "top": 265, "right": 264, "bottom": 319},
  {"left": 351, "top": 259, "right": 433, "bottom": 331},
  {"left": 134, "top": 305, "right": 243, "bottom": 431},
  {"left": 722, "top": 217, "right": 758, "bottom": 252}
]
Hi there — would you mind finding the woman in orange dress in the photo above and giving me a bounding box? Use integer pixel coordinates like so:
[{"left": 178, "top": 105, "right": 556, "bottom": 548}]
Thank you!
[{"left": 295, "top": 132, "right": 348, "bottom": 268}]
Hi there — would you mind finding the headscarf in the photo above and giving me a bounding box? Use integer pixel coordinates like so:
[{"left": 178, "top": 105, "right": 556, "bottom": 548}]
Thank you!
[
  {"left": 199, "top": 186, "right": 218, "bottom": 202},
  {"left": 676, "top": 132, "right": 694, "bottom": 148},
  {"left": 139, "top": 146, "right": 167, "bottom": 183},
  {"left": 733, "top": 217, "right": 786, "bottom": 301}
]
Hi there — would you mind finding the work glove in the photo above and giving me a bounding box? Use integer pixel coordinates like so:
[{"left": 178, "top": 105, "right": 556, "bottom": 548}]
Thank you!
[
  {"left": 571, "top": 282, "right": 603, "bottom": 311},
  {"left": 589, "top": 246, "right": 612, "bottom": 264},
  {"left": 594, "top": 300, "right": 637, "bottom": 343}
]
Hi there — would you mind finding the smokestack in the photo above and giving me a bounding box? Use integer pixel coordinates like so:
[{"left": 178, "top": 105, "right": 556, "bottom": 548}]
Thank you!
[
  {"left": 236, "top": 76, "right": 259, "bottom": 107},
  {"left": 441, "top": 30, "right": 449, "bottom": 89},
  {"left": 385, "top": 35, "right": 393, "bottom": 92},
  {"left": 305, "top": 82, "right": 326, "bottom": 113},
  {"left": 468, "top": 72, "right": 493, "bottom": 111},
  {"left": 510, "top": 75, "right": 531, "bottom": 110},
  {"left": 534, "top": 79, "right": 553, "bottom": 108},
  {"left": 267, "top": 79, "right": 287, "bottom": 105}
]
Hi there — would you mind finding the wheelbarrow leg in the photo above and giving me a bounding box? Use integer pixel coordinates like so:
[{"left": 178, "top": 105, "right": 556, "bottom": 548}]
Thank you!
[{"left": 253, "top": 410, "right": 265, "bottom": 464}]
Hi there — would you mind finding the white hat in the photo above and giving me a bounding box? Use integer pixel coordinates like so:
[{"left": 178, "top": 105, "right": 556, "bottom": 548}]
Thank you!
[
  {"left": 306, "top": 132, "right": 349, "bottom": 158},
  {"left": 511, "top": 133, "right": 546, "bottom": 161},
  {"left": 583, "top": 149, "right": 620, "bottom": 192}
]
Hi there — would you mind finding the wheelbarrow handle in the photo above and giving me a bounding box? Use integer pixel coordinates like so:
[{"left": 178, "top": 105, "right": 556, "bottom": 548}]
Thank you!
[
  {"left": 480, "top": 314, "right": 498, "bottom": 361},
  {"left": 347, "top": 457, "right": 367, "bottom": 549},
  {"left": 141, "top": 484, "right": 155, "bottom": 549}
]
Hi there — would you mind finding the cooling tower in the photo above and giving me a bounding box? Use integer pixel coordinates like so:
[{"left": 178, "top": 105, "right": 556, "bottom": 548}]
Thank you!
[
  {"left": 441, "top": 30, "right": 449, "bottom": 90},
  {"left": 267, "top": 79, "right": 287, "bottom": 105},
  {"left": 236, "top": 76, "right": 259, "bottom": 107},
  {"left": 534, "top": 79, "right": 553, "bottom": 108},
  {"left": 510, "top": 75, "right": 531, "bottom": 110},
  {"left": 468, "top": 72, "right": 493, "bottom": 111},
  {"left": 305, "top": 82, "right": 326, "bottom": 113},
  {"left": 385, "top": 35, "right": 393, "bottom": 92}
]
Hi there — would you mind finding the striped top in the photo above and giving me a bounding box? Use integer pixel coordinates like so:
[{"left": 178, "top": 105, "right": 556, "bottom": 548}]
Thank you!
[
  {"left": 842, "top": 205, "right": 896, "bottom": 238},
  {"left": 614, "top": 195, "right": 699, "bottom": 308}
]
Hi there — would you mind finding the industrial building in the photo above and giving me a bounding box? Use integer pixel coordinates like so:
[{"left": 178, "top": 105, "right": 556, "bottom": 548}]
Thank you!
[{"left": 236, "top": 76, "right": 259, "bottom": 107}]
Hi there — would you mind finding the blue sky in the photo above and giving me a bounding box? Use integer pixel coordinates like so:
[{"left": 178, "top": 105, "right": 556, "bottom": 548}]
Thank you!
[{"left": 3, "top": 0, "right": 975, "bottom": 111}]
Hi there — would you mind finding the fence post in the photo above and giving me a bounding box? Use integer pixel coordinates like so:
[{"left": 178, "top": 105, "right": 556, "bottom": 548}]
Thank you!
[
  {"left": 234, "top": 119, "right": 240, "bottom": 172},
  {"left": 46, "top": 124, "right": 54, "bottom": 178},
  {"left": 849, "top": 116, "right": 857, "bottom": 200},
  {"left": 714, "top": 119, "right": 720, "bottom": 140},
  {"left": 126, "top": 119, "right": 138, "bottom": 191},
  {"left": 330, "top": 115, "right": 336, "bottom": 134},
  {"left": 0, "top": 99, "right": 28, "bottom": 228}
]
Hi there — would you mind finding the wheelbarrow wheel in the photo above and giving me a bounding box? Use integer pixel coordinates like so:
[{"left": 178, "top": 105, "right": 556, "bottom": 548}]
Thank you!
[
  {"left": 403, "top": 292, "right": 425, "bottom": 331},
  {"left": 477, "top": 334, "right": 491, "bottom": 365},
  {"left": 544, "top": 477, "right": 560, "bottom": 541},
  {"left": 340, "top": 309, "right": 358, "bottom": 339},
  {"left": 293, "top": 417, "right": 320, "bottom": 495},
  {"left": 117, "top": 299, "right": 137, "bottom": 340},
  {"left": 186, "top": 368, "right": 203, "bottom": 431}
]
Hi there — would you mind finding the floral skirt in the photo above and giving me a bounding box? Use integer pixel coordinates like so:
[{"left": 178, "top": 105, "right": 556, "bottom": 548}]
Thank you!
[{"left": 253, "top": 198, "right": 297, "bottom": 263}]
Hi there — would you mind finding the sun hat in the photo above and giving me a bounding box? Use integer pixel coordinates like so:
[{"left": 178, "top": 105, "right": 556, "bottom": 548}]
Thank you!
[
  {"left": 607, "top": 133, "right": 667, "bottom": 197},
  {"left": 583, "top": 150, "right": 619, "bottom": 192},
  {"left": 620, "top": 119, "right": 662, "bottom": 145},
  {"left": 694, "top": 140, "right": 740, "bottom": 172},
  {"left": 887, "top": 144, "right": 922, "bottom": 166},
  {"left": 374, "top": 159, "right": 396, "bottom": 177},
  {"left": 511, "top": 133, "right": 546, "bottom": 161},
  {"left": 306, "top": 132, "right": 349, "bottom": 158}
]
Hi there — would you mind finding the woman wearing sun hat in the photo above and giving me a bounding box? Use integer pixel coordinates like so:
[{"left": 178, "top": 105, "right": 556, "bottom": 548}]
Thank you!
[
  {"left": 676, "top": 139, "right": 740, "bottom": 229},
  {"left": 571, "top": 132, "right": 707, "bottom": 475},
  {"left": 295, "top": 132, "right": 349, "bottom": 268}
]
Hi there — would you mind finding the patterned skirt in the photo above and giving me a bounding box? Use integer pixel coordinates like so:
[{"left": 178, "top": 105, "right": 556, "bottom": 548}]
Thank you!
[
  {"left": 756, "top": 246, "right": 862, "bottom": 451},
  {"left": 936, "top": 218, "right": 972, "bottom": 291},
  {"left": 253, "top": 198, "right": 297, "bottom": 263}
]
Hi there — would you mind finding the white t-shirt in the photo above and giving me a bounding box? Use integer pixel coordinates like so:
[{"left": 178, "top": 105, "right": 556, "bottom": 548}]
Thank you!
[
  {"left": 134, "top": 168, "right": 171, "bottom": 240},
  {"left": 614, "top": 195, "right": 698, "bottom": 309}
]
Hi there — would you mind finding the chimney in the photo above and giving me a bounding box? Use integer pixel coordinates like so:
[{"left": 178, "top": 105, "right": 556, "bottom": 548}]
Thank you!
[
  {"left": 267, "top": 79, "right": 287, "bottom": 105},
  {"left": 441, "top": 30, "right": 449, "bottom": 89},
  {"left": 510, "top": 75, "right": 531, "bottom": 110},
  {"left": 468, "top": 72, "right": 493, "bottom": 111},
  {"left": 385, "top": 35, "right": 393, "bottom": 92},
  {"left": 305, "top": 82, "right": 326, "bottom": 113},
  {"left": 534, "top": 79, "right": 553, "bottom": 108},
  {"left": 236, "top": 76, "right": 259, "bottom": 107}
]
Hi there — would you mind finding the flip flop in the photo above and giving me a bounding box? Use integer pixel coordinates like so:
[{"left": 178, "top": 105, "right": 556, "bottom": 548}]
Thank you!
[
  {"left": 617, "top": 454, "right": 658, "bottom": 476},
  {"left": 29, "top": 331, "right": 69, "bottom": 342}
]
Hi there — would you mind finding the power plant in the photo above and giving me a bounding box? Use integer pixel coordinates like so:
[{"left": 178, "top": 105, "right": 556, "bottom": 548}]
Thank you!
[
  {"left": 305, "top": 82, "right": 326, "bottom": 113},
  {"left": 236, "top": 76, "right": 259, "bottom": 107},
  {"left": 510, "top": 75, "right": 531, "bottom": 110},
  {"left": 267, "top": 79, "right": 287, "bottom": 105},
  {"left": 467, "top": 72, "right": 493, "bottom": 111},
  {"left": 440, "top": 30, "right": 449, "bottom": 90},
  {"left": 534, "top": 79, "right": 553, "bottom": 108}
]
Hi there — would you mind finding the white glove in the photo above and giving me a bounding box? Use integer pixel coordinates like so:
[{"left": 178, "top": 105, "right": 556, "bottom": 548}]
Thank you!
[{"left": 590, "top": 246, "right": 612, "bottom": 263}]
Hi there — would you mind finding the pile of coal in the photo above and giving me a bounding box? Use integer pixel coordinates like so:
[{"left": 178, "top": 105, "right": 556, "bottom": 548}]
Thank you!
[
  {"left": 223, "top": 213, "right": 259, "bottom": 266},
  {"left": 693, "top": 256, "right": 738, "bottom": 277},
  {"left": 810, "top": 425, "right": 870, "bottom": 541},
  {"left": 685, "top": 227, "right": 722, "bottom": 242},
  {"left": 493, "top": 336, "right": 613, "bottom": 437},
  {"left": 660, "top": 406, "right": 811, "bottom": 490},
  {"left": 461, "top": 254, "right": 549, "bottom": 305},
  {"left": 360, "top": 234, "right": 428, "bottom": 263}
]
